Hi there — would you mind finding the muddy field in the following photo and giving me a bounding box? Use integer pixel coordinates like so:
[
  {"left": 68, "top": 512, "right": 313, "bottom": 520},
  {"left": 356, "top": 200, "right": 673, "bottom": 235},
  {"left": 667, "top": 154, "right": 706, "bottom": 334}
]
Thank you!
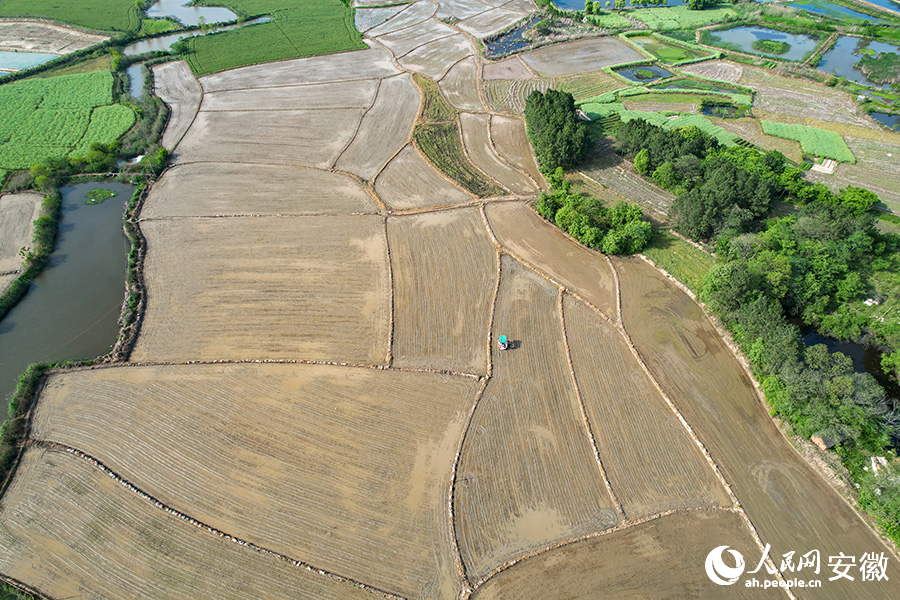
[
  {"left": 0, "top": 192, "right": 42, "bottom": 274},
  {"left": 455, "top": 257, "right": 617, "bottom": 579},
  {"left": 389, "top": 208, "right": 496, "bottom": 374},
  {"left": 460, "top": 112, "right": 537, "bottom": 194},
  {"left": 471, "top": 509, "right": 764, "bottom": 598},
  {"left": 133, "top": 216, "right": 390, "bottom": 364},
  {"left": 482, "top": 56, "right": 534, "bottom": 80},
  {"left": 153, "top": 60, "right": 202, "bottom": 150},
  {"left": 375, "top": 144, "right": 474, "bottom": 210},
  {"left": 140, "top": 163, "right": 377, "bottom": 218},
  {"left": 0, "top": 447, "right": 385, "bottom": 600},
  {"left": 376, "top": 19, "right": 457, "bottom": 57},
  {"left": 199, "top": 79, "right": 378, "bottom": 112},
  {"left": 456, "top": 7, "right": 527, "bottom": 39},
  {"left": 519, "top": 37, "right": 644, "bottom": 77},
  {"left": 614, "top": 257, "right": 900, "bottom": 599},
  {"left": 31, "top": 364, "right": 480, "bottom": 599},
  {"left": 0, "top": 21, "right": 106, "bottom": 54},
  {"left": 399, "top": 34, "right": 473, "bottom": 80},
  {"left": 485, "top": 202, "right": 618, "bottom": 318},
  {"left": 440, "top": 57, "right": 484, "bottom": 112},
  {"left": 488, "top": 114, "right": 543, "bottom": 186}
]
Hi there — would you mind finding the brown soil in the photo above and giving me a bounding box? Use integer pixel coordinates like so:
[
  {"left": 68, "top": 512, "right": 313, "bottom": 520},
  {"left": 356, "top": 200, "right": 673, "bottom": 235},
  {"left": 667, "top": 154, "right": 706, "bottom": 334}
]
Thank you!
[
  {"left": 460, "top": 112, "right": 537, "bottom": 194},
  {"left": 199, "top": 79, "right": 378, "bottom": 112},
  {"left": 482, "top": 56, "right": 534, "bottom": 80},
  {"left": 375, "top": 144, "right": 474, "bottom": 210},
  {"left": 0, "top": 192, "right": 42, "bottom": 274},
  {"left": 153, "top": 60, "right": 202, "bottom": 150},
  {"left": 0, "top": 21, "right": 107, "bottom": 54},
  {"left": 399, "top": 35, "right": 473, "bottom": 80},
  {"left": 488, "top": 114, "right": 544, "bottom": 187},
  {"left": 519, "top": 37, "right": 645, "bottom": 77},
  {"left": 440, "top": 57, "right": 484, "bottom": 112}
]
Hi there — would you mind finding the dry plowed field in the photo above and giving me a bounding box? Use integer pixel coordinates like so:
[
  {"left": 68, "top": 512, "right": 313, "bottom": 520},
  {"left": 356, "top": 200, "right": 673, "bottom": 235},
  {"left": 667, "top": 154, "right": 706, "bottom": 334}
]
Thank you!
[
  {"left": 376, "top": 19, "right": 457, "bottom": 57},
  {"left": 488, "top": 114, "right": 543, "bottom": 186},
  {"left": 140, "top": 163, "right": 377, "bottom": 218},
  {"left": 483, "top": 57, "right": 534, "bottom": 80},
  {"left": 175, "top": 108, "right": 364, "bottom": 168},
  {"left": 399, "top": 35, "right": 472, "bottom": 80},
  {"left": 471, "top": 509, "right": 764, "bottom": 599},
  {"left": 435, "top": 0, "right": 493, "bottom": 20},
  {"left": 152, "top": 60, "right": 202, "bottom": 150},
  {"left": 0, "top": 447, "right": 382, "bottom": 600},
  {"left": 388, "top": 208, "right": 496, "bottom": 374},
  {"left": 199, "top": 79, "right": 378, "bottom": 112},
  {"left": 199, "top": 43, "right": 399, "bottom": 92},
  {"left": 455, "top": 257, "right": 617, "bottom": 580},
  {"left": 355, "top": 5, "right": 406, "bottom": 32},
  {"left": 133, "top": 216, "right": 390, "bottom": 363},
  {"left": 460, "top": 112, "right": 537, "bottom": 194},
  {"left": 375, "top": 144, "right": 473, "bottom": 210},
  {"left": 0, "top": 21, "right": 106, "bottom": 54},
  {"left": 519, "top": 38, "right": 644, "bottom": 76},
  {"left": 564, "top": 296, "right": 729, "bottom": 517},
  {"left": 485, "top": 202, "right": 617, "bottom": 318},
  {"left": 31, "top": 364, "right": 481, "bottom": 599},
  {"left": 367, "top": 2, "right": 436, "bottom": 36},
  {"left": 457, "top": 8, "right": 525, "bottom": 39},
  {"left": 335, "top": 73, "right": 420, "bottom": 181},
  {"left": 0, "top": 192, "right": 42, "bottom": 274},
  {"left": 614, "top": 257, "right": 900, "bottom": 599},
  {"left": 440, "top": 57, "right": 484, "bottom": 112}
]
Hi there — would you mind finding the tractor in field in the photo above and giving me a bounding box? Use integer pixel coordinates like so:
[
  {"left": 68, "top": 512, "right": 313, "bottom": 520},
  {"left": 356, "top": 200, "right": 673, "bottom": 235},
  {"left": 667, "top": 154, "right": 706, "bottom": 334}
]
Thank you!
[{"left": 498, "top": 335, "right": 509, "bottom": 351}]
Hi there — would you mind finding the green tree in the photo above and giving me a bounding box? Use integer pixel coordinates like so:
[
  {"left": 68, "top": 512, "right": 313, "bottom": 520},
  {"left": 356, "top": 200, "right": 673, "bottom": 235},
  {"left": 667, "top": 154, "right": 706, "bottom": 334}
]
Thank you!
[
  {"left": 524, "top": 89, "right": 589, "bottom": 173},
  {"left": 633, "top": 148, "right": 651, "bottom": 175}
]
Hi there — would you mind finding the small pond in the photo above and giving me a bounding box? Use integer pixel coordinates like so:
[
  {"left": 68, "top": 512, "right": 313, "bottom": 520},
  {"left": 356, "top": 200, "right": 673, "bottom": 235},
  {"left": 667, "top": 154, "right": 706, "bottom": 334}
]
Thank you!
[
  {"left": 146, "top": 0, "right": 238, "bottom": 26},
  {"left": 553, "top": 0, "right": 685, "bottom": 10},
  {"left": 708, "top": 26, "right": 819, "bottom": 62},
  {"left": 871, "top": 111, "right": 900, "bottom": 130},
  {"left": 123, "top": 16, "right": 269, "bottom": 55},
  {"left": 656, "top": 79, "right": 736, "bottom": 94},
  {"left": 615, "top": 64, "right": 673, "bottom": 83},
  {"left": 0, "top": 50, "right": 58, "bottom": 72},
  {"left": 484, "top": 14, "right": 542, "bottom": 56},
  {"left": 126, "top": 63, "right": 145, "bottom": 99},
  {"left": 627, "top": 35, "right": 709, "bottom": 63},
  {"left": 787, "top": 0, "right": 887, "bottom": 23},
  {"left": 817, "top": 36, "right": 900, "bottom": 89},
  {"left": 0, "top": 181, "right": 132, "bottom": 412}
]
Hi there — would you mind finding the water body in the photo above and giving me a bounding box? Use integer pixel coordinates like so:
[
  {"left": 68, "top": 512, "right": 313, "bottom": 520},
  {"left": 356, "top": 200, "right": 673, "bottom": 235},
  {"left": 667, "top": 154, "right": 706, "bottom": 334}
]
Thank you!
[
  {"left": 708, "top": 26, "right": 819, "bottom": 62},
  {"left": 817, "top": 36, "right": 900, "bottom": 89},
  {"left": 615, "top": 64, "right": 673, "bottom": 83},
  {"left": 553, "top": 0, "right": 685, "bottom": 10},
  {"left": 871, "top": 111, "right": 900, "bottom": 129},
  {"left": 788, "top": 0, "right": 887, "bottom": 22},
  {"left": 146, "top": 0, "right": 237, "bottom": 26},
  {"left": 0, "top": 50, "right": 58, "bottom": 72},
  {"left": 126, "top": 63, "right": 145, "bottom": 99},
  {"left": 123, "top": 17, "right": 269, "bottom": 55},
  {"left": 484, "top": 14, "right": 542, "bottom": 56},
  {"left": 0, "top": 181, "right": 132, "bottom": 412},
  {"left": 862, "top": 0, "right": 900, "bottom": 14}
]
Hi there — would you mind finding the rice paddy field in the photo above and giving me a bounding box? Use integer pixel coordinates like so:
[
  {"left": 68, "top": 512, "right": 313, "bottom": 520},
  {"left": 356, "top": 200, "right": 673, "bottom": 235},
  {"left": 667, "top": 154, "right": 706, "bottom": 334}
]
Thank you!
[
  {"left": 3, "top": 0, "right": 900, "bottom": 597},
  {"left": 0, "top": 0, "right": 141, "bottom": 32}
]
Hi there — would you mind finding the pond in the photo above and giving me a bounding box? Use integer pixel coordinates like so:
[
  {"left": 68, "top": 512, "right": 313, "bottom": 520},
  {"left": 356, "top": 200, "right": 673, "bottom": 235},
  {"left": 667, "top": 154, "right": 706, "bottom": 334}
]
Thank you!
[
  {"left": 122, "top": 16, "right": 269, "bottom": 55},
  {"left": 146, "top": 0, "right": 238, "bottom": 26},
  {"left": 615, "top": 64, "right": 673, "bottom": 83},
  {"left": 484, "top": 14, "right": 542, "bottom": 57},
  {"left": 817, "top": 36, "right": 900, "bottom": 89},
  {"left": 787, "top": 0, "right": 888, "bottom": 23},
  {"left": 553, "top": 0, "right": 685, "bottom": 10},
  {"left": 0, "top": 181, "right": 132, "bottom": 413},
  {"left": 871, "top": 111, "right": 900, "bottom": 130},
  {"left": 126, "top": 63, "right": 145, "bottom": 99},
  {"left": 707, "top": 26, "right": 819, "bottom": 62},
  {"left": 0, "top": 50, "right": 58, "bottom": 72}
]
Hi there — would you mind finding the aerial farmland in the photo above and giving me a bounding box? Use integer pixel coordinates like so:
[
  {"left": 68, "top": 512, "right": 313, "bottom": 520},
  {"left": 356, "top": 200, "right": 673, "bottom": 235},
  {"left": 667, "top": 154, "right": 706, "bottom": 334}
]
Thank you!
[{"left": 0, "top": 0, "right": 899, "bottom": 599}]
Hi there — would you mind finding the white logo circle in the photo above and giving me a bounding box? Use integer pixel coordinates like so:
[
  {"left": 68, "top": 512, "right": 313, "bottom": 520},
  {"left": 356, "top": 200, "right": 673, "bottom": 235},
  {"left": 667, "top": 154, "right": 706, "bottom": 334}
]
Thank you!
[{"left": 705, "top": 546, "right": 745, "bottom": 586}]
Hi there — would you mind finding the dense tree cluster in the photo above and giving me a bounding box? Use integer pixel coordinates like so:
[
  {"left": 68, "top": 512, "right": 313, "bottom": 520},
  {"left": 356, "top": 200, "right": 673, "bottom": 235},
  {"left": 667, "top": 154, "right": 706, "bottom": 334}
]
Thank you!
[
  {"left": 535, "top": 168, "right": 652, "bottom": 254},
  {"left": 524, "top": 89, "right": 589, "bottom": 173}
]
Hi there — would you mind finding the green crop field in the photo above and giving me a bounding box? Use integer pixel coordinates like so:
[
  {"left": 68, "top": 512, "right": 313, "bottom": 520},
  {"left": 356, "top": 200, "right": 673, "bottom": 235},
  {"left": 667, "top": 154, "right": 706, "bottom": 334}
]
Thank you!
[
  {"left": 0, "top": 71, "right": 135, "bottom": 170},
  {"left": 629, "top": 5, "right": 737, "bottom": 31},
  {"left": 580, "top": 102, "right": 739, "bottom": 146},
  {"left": 183, "top": 1, "right": 365, "bottom": 76},
  {"left": 761, "top": 121, "right": 855, "bottom": 163},
  {"left": 0, "top": 0, "right": 141, "bottom": 32},
  {"left": 642, "top": 228, "right": 715, "bottom": 292}
]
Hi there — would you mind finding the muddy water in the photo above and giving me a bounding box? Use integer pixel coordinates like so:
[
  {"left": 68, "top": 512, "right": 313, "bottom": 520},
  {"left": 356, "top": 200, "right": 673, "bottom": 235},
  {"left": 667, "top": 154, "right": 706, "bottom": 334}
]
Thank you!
[{"left": 0, "top": 181, "right": 132, "bottom": 412}]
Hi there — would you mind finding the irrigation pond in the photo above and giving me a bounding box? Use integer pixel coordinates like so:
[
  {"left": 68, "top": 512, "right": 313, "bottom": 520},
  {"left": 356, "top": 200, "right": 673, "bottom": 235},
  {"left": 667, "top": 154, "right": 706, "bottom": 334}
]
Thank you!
[
  {"left": 707, "top": 25, "right": 819, "bottom": 62},
  {"left": 145, "top": 0, "right": 238, "bottom": 26},
  {"left": 0, "top": 181, "right": 132, "bottom": 412},
  {"left": 817, "top": 36, "right": 900, "bottom": 88},
  {"left": 615, "top": 64, "right": 673, "bottom": 83}
]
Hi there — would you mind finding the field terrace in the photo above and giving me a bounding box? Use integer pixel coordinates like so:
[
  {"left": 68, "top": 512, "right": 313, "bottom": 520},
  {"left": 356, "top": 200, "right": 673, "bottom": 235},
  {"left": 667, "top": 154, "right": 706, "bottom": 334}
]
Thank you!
[{"left": 2, "top": 1, "right": 899, "bottom": 599}]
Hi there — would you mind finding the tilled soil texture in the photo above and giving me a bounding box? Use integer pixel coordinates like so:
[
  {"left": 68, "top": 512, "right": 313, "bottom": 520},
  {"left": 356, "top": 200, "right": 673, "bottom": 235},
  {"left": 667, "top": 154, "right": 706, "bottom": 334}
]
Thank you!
[
  {"left": 440, "top": 57, "right": 484, "bottom": 112},
  {"left": 0, "top": 192, "right": 42, "bottom": 274},
  {"left": 455, "top": 256, "right": 618, "bottom": 580},
  {"left": 564, "top": 295, "right": 730, "bottom": 518},
  {"left": 485, "top": 202, "right": 618, "bottom": 319},
  {"left": 30, "top": 364, "right": 481, "bottom": 600},
  {"left": 375, "top": 144, "right": 474, "bottom": 210},
  {"left": 456, "top": 7, "right": 528, "bottom": 39},
  {"left": 199, "top": 79, "right": 378, "bottom": 112},
  {"left": 482, "top": 57, "right": 534, "bottom": 81},
  {"left": 140, "top": 163, "right": 378, "bottom": 219},
  {"left": 388, "top": 208, "right": 496, "bottom": 374},
  {"left": 614, "top": 256, "right": 900, "bottom": 599},
  {"left": 471, "top": 509, "right": 765, "bottom": 599},
  {"left": 152, "top": 60, "right": 202, "bottom": 150},
  {"left": 335, "top": 73, "right": 421, "bottom": 181},
  {"left": 0, "top": 21, "right": 107, "bottom": 54},
  {"left": 460, "top": 112, "right": 537, "bottom": 194},
  {"left": 488, "top": 114, "right": 544, "bottom": 186},
  {"left": 399, "top": 35, "right": 473, "bottom": 80},
  {"left": 132, "top": 216, "right": 390, "bottom": 364},
  {"left": 519, "top": 37, "right": 645, "bottom": 77},
  {"left": 0, "top": 447, "right": 382, "bottom": 600}
]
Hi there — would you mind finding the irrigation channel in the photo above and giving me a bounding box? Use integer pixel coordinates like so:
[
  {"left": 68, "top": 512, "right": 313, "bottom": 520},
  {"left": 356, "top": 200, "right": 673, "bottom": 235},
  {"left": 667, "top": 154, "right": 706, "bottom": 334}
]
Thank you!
[
  {"left": 122, "top": 16, "right": 270, "bottom": 56},
  {"left": 0, "top": 181, "right": 133, "bottom": 413}
]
